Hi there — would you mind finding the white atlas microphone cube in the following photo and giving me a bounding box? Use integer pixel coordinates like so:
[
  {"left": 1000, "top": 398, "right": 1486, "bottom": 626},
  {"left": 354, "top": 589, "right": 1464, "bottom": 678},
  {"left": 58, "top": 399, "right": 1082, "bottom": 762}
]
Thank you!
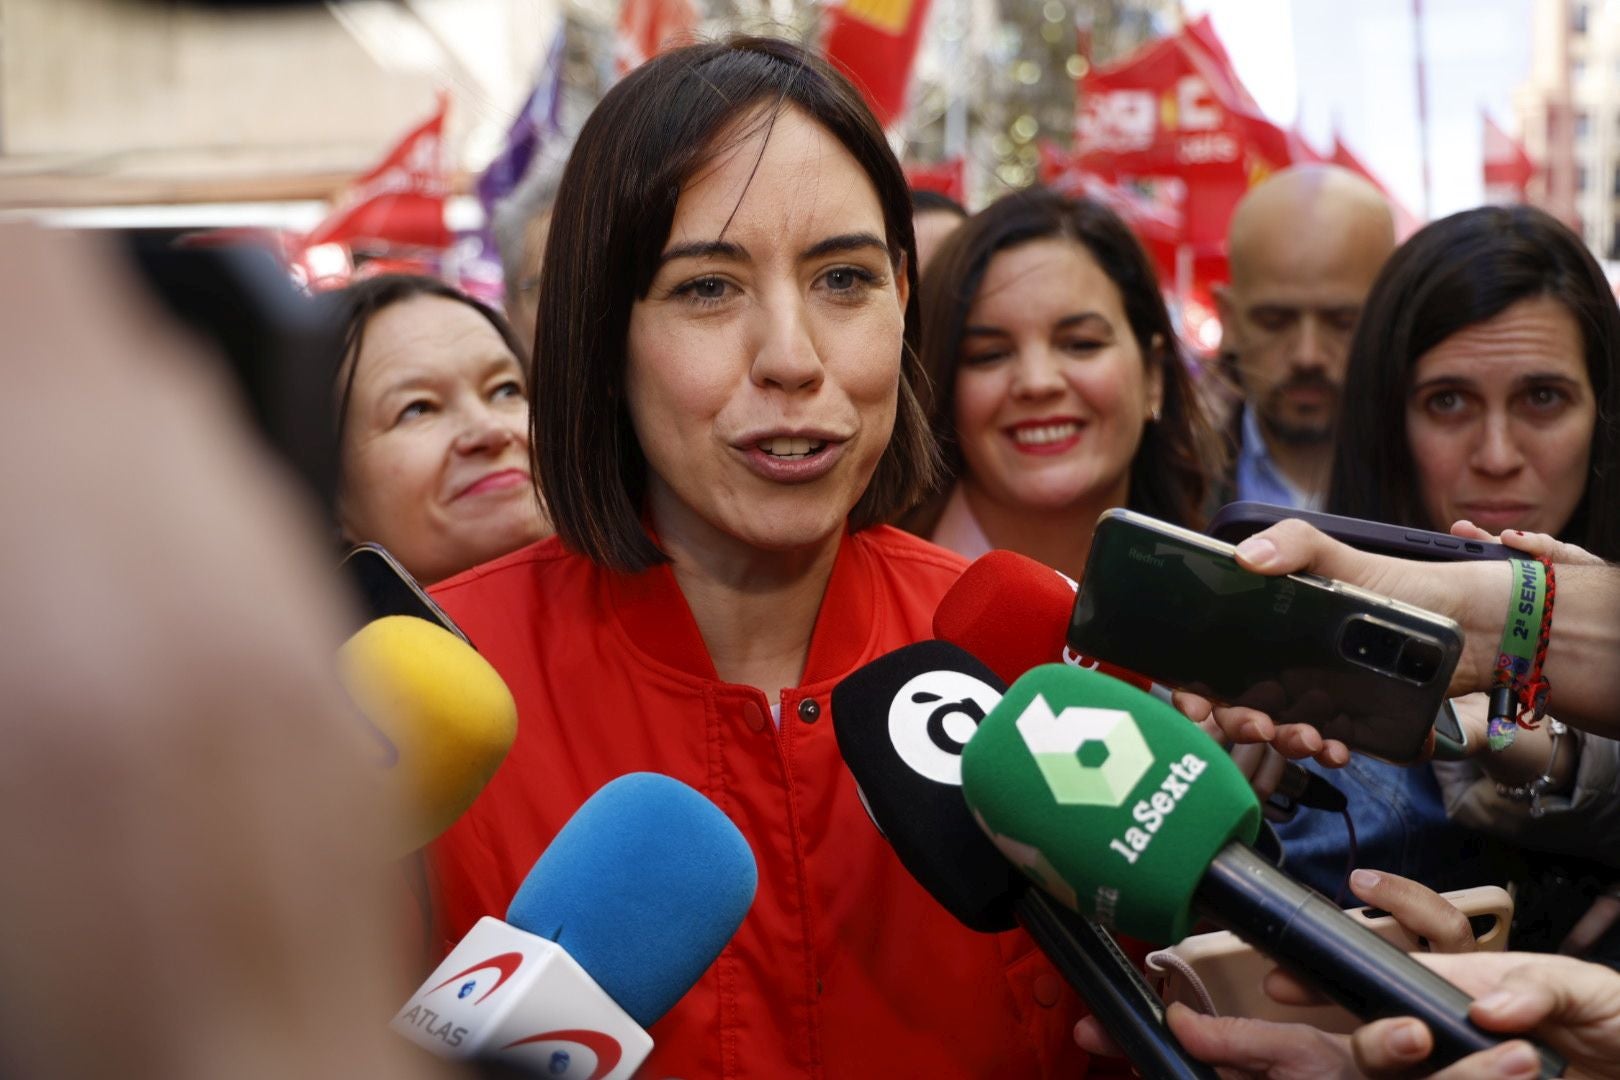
[{"left": 393, "top": 916, "right": 653, "bottom": 1079}]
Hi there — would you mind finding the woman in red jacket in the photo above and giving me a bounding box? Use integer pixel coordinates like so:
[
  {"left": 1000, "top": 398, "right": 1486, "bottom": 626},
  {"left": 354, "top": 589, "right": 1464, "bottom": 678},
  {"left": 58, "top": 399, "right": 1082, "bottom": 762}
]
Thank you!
[{"left": 428, "top": 36, "right": 1100, "bottom": 1079}]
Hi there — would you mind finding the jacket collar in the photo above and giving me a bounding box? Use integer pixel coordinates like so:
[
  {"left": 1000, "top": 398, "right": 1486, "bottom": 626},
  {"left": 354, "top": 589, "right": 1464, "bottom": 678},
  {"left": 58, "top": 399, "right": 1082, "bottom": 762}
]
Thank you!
[{"left": 604, "top": 526, "right": 878, "bottom": 690}]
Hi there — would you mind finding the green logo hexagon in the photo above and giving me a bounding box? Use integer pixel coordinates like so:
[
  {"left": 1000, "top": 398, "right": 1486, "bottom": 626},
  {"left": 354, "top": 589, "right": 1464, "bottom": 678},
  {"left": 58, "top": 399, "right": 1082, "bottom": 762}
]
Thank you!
[{"left": 1014, "top": 696, "right": 1153, "bottom": 806}]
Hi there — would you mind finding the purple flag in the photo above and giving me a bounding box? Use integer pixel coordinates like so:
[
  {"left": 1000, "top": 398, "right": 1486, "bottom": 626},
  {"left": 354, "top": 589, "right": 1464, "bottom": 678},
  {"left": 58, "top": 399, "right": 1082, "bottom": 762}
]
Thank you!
[{"left": 477, "top": 26, "right": 566, "bottom": 216}]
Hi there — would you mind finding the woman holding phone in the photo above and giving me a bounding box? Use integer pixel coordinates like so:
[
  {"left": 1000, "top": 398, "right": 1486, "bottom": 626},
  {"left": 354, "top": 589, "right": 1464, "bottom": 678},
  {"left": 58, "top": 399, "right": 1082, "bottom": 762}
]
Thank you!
[
  {"left": 1201, "top": 206, "right": 1620, "bottom": 948},
  {"left": 425, "top": 38, "right": 1094, "bottom": 1078}
]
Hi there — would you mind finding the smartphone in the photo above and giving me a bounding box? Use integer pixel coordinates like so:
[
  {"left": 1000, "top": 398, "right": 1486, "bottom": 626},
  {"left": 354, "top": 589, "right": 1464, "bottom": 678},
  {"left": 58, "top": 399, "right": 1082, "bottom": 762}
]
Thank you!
[
  {"left": 1154, "top": 885, "right": 1512, "bottom": 1032},
  {"left": 340, "top": 542, "right": 470, "bottom": 644},
  {"left": 1069, "top": 510, "right": 1462, "bottom": 763},
  {"left": 1207, "top": 501, "right": 1517, "bottom": 563}
]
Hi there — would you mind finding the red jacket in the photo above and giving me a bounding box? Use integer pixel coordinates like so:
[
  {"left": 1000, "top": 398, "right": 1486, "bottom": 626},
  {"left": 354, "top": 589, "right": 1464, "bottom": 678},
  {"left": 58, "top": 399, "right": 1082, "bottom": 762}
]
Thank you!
[{"left": 428, "top": 526, "right": 1096, "bottom": 1078}]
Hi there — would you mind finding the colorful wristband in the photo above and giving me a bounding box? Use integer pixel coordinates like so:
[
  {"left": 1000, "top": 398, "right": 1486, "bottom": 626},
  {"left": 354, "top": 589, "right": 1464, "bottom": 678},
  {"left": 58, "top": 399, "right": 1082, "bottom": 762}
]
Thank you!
[{"left": 1487, "top": 558, "right": 1547, "bottom": 752}]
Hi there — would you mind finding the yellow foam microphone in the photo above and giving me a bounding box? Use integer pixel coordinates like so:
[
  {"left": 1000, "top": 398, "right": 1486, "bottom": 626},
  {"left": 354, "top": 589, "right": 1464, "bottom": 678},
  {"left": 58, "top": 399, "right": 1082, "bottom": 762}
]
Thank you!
[{"left": 338, "top": 615, "right": 518, "bottom": 857}]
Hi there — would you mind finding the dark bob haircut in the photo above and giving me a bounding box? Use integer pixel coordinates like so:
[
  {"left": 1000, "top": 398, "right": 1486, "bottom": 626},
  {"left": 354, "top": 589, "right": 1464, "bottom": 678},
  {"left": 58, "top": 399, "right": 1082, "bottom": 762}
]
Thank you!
[
  {"left": 1328, "top": 205, "right": 1620, "bottom": 559},
  {"left": 329, "top": 272, "right": 526, "bottom": 456},
  {"left": 906, "top": 186, "right": 1217, "bottom": 533},
  {"left": 533, "top": 35, "right": 939, "bottom": 573}
]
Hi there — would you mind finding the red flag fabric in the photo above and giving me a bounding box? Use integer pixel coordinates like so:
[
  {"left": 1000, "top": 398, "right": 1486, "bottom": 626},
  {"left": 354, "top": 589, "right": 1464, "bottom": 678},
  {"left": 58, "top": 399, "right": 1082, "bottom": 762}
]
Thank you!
[
  {"left": 904, "top": 157, "right": 965, "bottom": 203},
  {"left": 615, "top": 0, "right": 700, "bottom": 78},
  {"left": 1074, "top": 15, "right": 1297, "bottom": 253},
  {"left": 1482, "top": 111, "right": 1535, "bottom": 204},
  {"left": 305, "top": 94, "right": 451, "bottom": 252},
  {"left": 822, "top": 0, "right": 933, "bottom": 129}
]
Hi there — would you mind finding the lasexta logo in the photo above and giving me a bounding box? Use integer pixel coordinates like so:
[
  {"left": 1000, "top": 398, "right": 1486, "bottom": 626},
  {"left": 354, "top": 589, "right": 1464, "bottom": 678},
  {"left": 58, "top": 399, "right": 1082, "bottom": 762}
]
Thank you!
[
  {"left": 888, "top": 669, "right": 1002, "bottom": 784},
  {"left": 1014, "top": 695, "right": 1153, "bottom": 806}
]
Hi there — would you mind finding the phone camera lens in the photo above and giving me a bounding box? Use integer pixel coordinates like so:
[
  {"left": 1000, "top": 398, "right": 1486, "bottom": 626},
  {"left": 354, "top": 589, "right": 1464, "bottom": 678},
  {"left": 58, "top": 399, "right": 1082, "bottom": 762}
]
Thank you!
[
  {"left": 1397, "top": 639, "right": 1442, "bottom": 684},
  {"left": 1340, "top": 618, "right": 1402, "bottom": 670}
]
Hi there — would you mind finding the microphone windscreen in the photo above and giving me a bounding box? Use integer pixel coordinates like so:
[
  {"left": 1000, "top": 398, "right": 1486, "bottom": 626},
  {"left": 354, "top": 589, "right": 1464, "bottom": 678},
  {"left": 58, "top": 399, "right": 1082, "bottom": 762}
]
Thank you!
[
  {"left": 339, "top": 615, "right": 518, "bottom": 856},
  {"left": 831, "top": 641, "right": 1020, "bottom": 931},
  {"left": 962, "top": 665, "right": 1260, "bottom": 945},
  {"left": 932, "top": 551, "right": 1076, "bottom": 685},
  {"left": 934, "top": 550, "right": 1154, "bottom": 691},
  {"left": 505, "top": 773, "right": 757, "bottom": 1029}
]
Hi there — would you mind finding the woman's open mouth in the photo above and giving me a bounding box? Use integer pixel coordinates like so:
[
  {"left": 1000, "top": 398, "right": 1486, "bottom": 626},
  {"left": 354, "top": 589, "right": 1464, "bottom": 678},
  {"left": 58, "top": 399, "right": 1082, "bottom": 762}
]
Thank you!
[
  {"left": 758, "top": 436, "right": 828, "bottom": 460},
  {"left": 740, "top": 434, "right": 844, "bottom": 483}
]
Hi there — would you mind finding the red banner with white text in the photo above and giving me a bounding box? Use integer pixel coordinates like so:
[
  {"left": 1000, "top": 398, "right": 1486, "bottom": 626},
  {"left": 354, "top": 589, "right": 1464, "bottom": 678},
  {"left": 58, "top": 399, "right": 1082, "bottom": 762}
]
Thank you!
[{"left": 1073, "top": 15, "right": 1296, "bottom": 253}]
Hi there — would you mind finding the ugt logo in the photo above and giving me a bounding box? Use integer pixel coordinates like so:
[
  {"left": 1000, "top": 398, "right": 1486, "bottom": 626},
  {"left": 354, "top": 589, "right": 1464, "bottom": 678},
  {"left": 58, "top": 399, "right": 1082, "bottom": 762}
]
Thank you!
[{"left": 1015, "top": 696, "right": 1152, "bottom": 806}]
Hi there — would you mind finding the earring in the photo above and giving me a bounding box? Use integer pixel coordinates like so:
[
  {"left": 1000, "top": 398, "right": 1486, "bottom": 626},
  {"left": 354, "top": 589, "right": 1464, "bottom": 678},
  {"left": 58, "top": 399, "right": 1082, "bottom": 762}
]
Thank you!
[{"left": 1148, "top": 406, "right": 1162, "bottom": 423}]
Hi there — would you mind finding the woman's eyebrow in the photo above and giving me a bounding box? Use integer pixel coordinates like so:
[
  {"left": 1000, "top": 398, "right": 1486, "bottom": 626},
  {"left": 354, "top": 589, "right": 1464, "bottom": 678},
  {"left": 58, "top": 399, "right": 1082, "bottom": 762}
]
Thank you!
[
  {"left": 657, "top": 239, "right": 748, "bottom": 268},
  {"left": 963, "top": 312, "right": 1108, "bottom": 337},
  {"left": 800, "top": 232, "right": 888, "bottom": 261}
]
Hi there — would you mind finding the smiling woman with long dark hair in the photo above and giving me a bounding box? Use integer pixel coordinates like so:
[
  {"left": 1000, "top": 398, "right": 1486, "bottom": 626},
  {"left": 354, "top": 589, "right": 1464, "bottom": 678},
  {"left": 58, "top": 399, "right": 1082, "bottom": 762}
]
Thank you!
[{"left": 904, "top": 187, "right": 1216, "bottom": 578}]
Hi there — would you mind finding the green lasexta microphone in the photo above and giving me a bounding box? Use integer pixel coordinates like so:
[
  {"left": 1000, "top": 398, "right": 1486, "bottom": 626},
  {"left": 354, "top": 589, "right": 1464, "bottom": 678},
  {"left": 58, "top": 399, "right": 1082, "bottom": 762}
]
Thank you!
[{"left": 961, "top": 665, "right": 1564, "bottom": 1077}]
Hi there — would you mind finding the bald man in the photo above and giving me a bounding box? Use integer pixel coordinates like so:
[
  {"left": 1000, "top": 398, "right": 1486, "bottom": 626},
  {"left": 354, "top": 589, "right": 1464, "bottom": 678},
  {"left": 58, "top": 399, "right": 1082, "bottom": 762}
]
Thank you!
[{"left": 1216, "top": 165, "right": 1396, "bottom": 508}]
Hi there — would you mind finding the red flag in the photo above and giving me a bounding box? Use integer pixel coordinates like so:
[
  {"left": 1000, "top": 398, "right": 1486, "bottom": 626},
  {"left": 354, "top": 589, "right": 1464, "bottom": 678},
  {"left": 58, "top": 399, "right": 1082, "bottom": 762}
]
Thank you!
[
  {"left": 1330, "top": 134, "right": 1423, "bottom": 239},
  {"left": 615, "top": 0, "right": 700, "bottom": 78},
  {"left": 822, "top": 0, "right": 934, "bottom": 130},
  {"left": 1482, "top": 111, "right": 1535, "bottom": 204},
  {"left": 305, "top": 94, "right": 451, "bottom": 252},
  {"left": 1074, "top": 15, "right": 1299, "bottom": 252},
  {"left": 904, "top": 157, "right": 965, "bottom": 203}
]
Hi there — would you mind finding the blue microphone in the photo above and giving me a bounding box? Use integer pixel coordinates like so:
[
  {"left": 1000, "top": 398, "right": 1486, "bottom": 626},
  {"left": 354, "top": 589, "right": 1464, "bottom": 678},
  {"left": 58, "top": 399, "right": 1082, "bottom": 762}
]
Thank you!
[
  {"left": 396, "top": 773, "right": 757, "bottom": 1077},
  {"left": 507, "top": 772, "right": 758, "bottom": 1027}
]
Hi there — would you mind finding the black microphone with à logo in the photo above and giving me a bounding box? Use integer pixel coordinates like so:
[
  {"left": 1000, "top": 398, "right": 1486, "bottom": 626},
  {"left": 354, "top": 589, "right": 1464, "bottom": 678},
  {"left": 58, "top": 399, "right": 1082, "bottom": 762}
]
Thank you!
[{"left": 831, "top": 640, "right": 1217, "bottom": 1080}]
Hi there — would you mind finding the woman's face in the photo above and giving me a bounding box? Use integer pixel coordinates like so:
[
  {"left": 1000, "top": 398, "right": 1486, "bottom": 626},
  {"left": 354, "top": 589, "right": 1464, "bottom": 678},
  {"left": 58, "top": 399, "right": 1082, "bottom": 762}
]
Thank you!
[
  {"left": 1407, "top": 294, "right": 1596, "bottom": 537},
  {"left": 625, "top": 106, "right": 907, "bottom": 557},
  {"left": 339, "top": 294, "right": 545, "bottom": 584},
  {"left": 952, "top": 237, "right": 1162, "bottom": 514}
]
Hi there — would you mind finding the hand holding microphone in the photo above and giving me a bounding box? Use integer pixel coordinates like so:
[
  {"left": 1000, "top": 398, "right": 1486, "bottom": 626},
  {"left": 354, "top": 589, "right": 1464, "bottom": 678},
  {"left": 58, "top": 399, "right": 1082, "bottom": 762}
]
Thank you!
[
  {"left": 395, "top": 773, "right": 756, "bottom": 1078},
  {"left": 961, "top": 664, "right": 1566, "bottom": 1076}
]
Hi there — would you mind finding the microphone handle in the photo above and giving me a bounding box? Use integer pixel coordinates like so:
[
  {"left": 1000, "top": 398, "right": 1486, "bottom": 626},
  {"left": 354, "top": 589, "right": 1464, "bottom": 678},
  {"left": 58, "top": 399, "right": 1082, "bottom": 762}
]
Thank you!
[
  {"left": 1196, "top": 843, "right": 1564, "bottom": 1077},
  {"left": 1014, "top": 889, "right": 1219, "bottom": 1080}
]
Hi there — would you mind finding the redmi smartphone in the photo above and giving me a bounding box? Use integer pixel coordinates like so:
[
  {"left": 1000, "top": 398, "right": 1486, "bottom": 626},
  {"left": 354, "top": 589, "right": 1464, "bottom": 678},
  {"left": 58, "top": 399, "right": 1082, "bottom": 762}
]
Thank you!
[
  {"left": 340, "top": 542, "right": 469, "bottom": 644},
  {"left": 1069, "top": 510, "right": 1462, "bottom": 763},
  {"left": 1206, "top": 502, "right": 1517, "bottom": 562},
  {"left": 1156, "top": 885, "right": 1512, "bottom": 1031},
  {"left": 1208, "top": 503, "right": 1492, "bottom": 760}
]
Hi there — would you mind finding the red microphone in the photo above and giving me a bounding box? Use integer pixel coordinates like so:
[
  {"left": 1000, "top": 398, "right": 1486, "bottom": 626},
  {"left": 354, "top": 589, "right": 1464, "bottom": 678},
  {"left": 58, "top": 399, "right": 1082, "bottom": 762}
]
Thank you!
[{"left": 932, "top": 550, "right": 1155, "bottom": 692}]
